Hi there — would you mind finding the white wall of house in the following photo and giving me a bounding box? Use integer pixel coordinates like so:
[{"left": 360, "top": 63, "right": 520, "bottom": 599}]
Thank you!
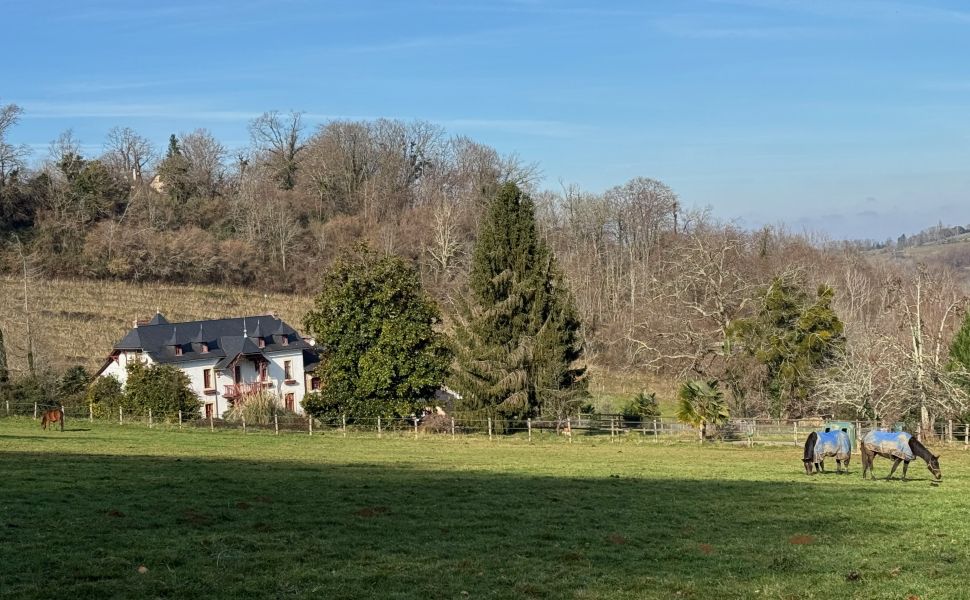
[
  {"left": 263, "top": 349, "right": 307, "bottom": 414},
  {"left": 99, "top": 349, "right": 309, "bottom": 418}
]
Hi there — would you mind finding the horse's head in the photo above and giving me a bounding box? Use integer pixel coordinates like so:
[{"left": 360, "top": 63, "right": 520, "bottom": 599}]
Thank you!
[{"left": 927, "top": 453, "right": 942, "bottom": 481}]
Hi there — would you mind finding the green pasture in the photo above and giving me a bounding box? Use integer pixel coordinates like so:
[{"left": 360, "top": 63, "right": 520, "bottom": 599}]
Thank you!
[{"left": 1, "top": 418, "right": 968, "bottom": 599}]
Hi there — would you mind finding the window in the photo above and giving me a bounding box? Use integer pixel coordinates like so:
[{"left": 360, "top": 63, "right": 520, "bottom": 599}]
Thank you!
[
  {"left": 174, "top": 345, "right": 183, "bottom": 356},
  {"left": 284, "top": 360, "right": 292, "bottom": 380},
  {"left": 257, "top": 337, "right": 266, "bottom": 348},
  {"left": 203, "top": 369, "right": 213, "bottom": 390},
  {"left": 310, "top": 377, "right": 321, "bottom": 391},
  {"left": 259, "top": 362, "right": 268, "bottom": 381},
  {"left": 281, "top": 335, "right": 289, "bottom": 346},
  {"left": 233, "top": 365, "right": 242, "bottom": 383},
  {"left": 201, "top": 342, "right": 209, "bottom": 353},
  {"left": 284, "top": 393, "right": 294, "bottom": 412}
]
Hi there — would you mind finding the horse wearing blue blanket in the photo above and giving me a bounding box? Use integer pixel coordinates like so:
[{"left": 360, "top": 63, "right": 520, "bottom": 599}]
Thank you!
[
  {"left": 802, "top": 429, "right": 851, "bottom": 475},
  {"left": 861, "top": 430, "right": 941, "bottom": 481}
]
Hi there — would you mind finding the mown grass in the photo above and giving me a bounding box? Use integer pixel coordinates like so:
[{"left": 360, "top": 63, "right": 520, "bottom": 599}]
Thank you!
[
  {"left": 0, "top": 276, "right": 313, "bottom": 374},
  {"left": 2, "top": 418, "right": 968, "bottom": 599}
]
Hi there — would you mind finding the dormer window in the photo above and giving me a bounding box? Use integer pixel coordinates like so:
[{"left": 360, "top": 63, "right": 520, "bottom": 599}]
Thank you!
[
  {"left": 280, "top": 335, "right": 289, "bottom": 346},
  {"left": 201, "top": 342, "right": 209, "bottom": 353},
  {"left": 174, "top": 345, "right": 183, "bottom": 356},
  {"left": 258, "top": 337, "right": 266, "bottom": 348}
]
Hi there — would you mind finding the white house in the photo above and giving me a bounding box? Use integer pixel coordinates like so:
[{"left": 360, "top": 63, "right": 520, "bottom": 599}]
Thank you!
[{"left": 96, "top": 313, "right": 320, "bottom": 418}]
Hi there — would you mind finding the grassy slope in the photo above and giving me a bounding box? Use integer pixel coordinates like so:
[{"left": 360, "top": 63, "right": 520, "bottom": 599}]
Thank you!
[
  {"left": 0, "top": 276, "right": 313, "bottom": 374},
  {"left": 1, "top": 419, "right": 967, "bottom": 599}
]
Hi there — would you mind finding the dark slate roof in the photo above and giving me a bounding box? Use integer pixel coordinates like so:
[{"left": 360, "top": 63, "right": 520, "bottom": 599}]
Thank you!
[
  {"left": 112, "top": 314, "right": 311, "bottom": 367},
  {"left": 147, "top": 312, "right": 170, "bottom": 325}
]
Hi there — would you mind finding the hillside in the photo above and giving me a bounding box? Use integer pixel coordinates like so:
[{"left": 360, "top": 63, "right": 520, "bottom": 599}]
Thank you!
[{"left": 0, "top": 276, "right": 313, "bottom": 375}]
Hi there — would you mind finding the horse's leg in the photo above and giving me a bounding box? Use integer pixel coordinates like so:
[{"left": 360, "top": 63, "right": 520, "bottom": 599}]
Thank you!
[
  {"left": 844, "top": 456, "right": 850, "bottom": 474},
  {"left": 837, "top": 459, "right": 843, "bottom": 474},
  {"left": 901, "top": 460, "right": 909, "bottom": 481},
  {"left": 887, "top": 458, "right": 902, "bottom": 480}
]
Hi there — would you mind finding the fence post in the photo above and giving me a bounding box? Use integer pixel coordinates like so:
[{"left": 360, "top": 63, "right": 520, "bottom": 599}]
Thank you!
[
  {"left": 60, "top": 405, "right": 65, "bottom": 432},
  {"left": 610, "top": 416, "right": 615, "bottom": 443},
  {"left": 209, "top": 411, "right": 213, "bottom": 432},
  {"left": 793, "top": 422, "right": 798, "bottom": 446},
  {"left": 89, "top": 403, "right": 93, "bottom": 422},
  {"left": 309, "top": 416, "right": 313, "bottom": 436},
  {"left": 948, "top": 419, "right": 954, "bottom": 444},
  {"left": 527, "top": 418, "right": 532, "bottom": 443},
  {"left": 965, "top": 423, "right": 969, "bottom": 449},
  {"left": 119, "top": 406, "right": 123, "bottom": 425},
  {"left": 242, "top": 414, "right": 246, "bottom": 434},
  {"left": 451, "top": 417, "right": 456, "bottom": 440},
  {"left": 488, "top": 417, "right": 493, "bottom": 441},
  {"left": 5, "top": 400, "right": 9, "bottom": 416},
  {"left": 856, "top": 421, "right": 862, "bottom": 452},
  {"left": 148, "top": 409, "right": 153, "bottom": 429},
  {"left": 653, "top": 419, "right": 659, "bottom": 442},
  {"left": 274, "top": 413, "right": 279, "bottom": 435},
  {"left": 342, "top": 414, "right": 347, "bottom": 437},
  {"left": 178, "top": 410, "right": 182, "bottom": 429},
  {"left": 378, "top": 416, "right": 382, "bottom": 438},
  {"left": 34, "top": 402, "right": 38, "bottom": 419},
  {"left": 567, "top": 417, "right": 572, "bottom": 444}
]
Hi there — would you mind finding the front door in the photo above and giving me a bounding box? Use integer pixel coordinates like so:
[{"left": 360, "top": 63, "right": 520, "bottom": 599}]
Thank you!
[
  {"left": 233, "top": 365, "right": 242, "bottom": 384},
  {"left": 285, "top": 393, "right": 294, "bottom": 412},
  {"left": 205, "top": 403, "right": 213, "bottom": 419}
]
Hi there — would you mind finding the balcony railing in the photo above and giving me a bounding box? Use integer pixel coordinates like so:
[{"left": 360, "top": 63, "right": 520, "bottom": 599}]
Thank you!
[{"left": 223, "top": 382, "right": 267, "bottom": 398}]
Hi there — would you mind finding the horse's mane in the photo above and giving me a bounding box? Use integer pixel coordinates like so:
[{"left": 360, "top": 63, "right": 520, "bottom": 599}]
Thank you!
[{"left": 802, "top": 431, "right": 817, "bottom": 462}]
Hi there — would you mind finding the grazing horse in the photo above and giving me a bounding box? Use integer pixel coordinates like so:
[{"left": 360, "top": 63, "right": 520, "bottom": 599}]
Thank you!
[
  {"left": 40, "top": 408, "right": 64, "bottom": 432},
  {"left": 861, "top": 430, "right": 941, "bottom": 481},
  {"left": 802, "top": 429, "right": 851, "bottom": 474}
]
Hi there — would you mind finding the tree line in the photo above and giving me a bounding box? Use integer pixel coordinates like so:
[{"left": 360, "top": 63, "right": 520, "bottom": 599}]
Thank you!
[{"left": 2, "top": 101, "right": 970, "bottom": 434}]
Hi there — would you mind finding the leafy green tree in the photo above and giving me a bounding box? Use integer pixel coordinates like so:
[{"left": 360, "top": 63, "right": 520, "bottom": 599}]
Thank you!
[
  {"left": 123, "top": 361, "right": 200, "bottom": 419},
  {"left": 302, "top": 244, "right": 451, "bottom": 421},
  {"left": 86, "top": 375, "right": 125, "bottom": 419},
  {"left": 728, "top": 275, "right": 845, "bottom": 417},
  {"left": 676, "top": 380, "right": 729, "bottom": 443},
  {"left": 948, "top": 311, "right": 970, "bottom": 416},
  {"left": 450, "top": 182, "right": 586, "bottom": 429},
  {"left": 157, "top": 134, "right": 195, "bottom": 204}
]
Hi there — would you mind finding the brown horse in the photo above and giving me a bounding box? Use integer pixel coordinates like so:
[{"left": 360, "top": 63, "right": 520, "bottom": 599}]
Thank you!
[
  {"left": 40, "top": 408, "right": 64, "bottom": 431},
  {"left": 861, "top": 430, "right": 941, "bottom": 481}
]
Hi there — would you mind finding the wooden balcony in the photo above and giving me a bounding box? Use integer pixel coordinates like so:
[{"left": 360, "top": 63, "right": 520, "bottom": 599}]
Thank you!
[{"left": 223, "top": 382, "right": 267, "bottom": 398}]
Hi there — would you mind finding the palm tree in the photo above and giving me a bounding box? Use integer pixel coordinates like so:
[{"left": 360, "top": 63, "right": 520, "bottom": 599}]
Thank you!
[{"left": 676, "top": 380, "right": 730, "bottom": 443}]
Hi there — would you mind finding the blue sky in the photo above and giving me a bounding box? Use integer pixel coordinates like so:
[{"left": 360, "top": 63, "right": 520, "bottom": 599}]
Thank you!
[{"left": 4, "top": 0, "right": 970, "bottom": 240}]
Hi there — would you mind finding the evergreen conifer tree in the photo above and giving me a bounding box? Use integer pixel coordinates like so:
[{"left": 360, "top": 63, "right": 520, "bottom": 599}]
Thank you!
[{"left": 450, "top": 183, "right": 586, "bottom": 428}]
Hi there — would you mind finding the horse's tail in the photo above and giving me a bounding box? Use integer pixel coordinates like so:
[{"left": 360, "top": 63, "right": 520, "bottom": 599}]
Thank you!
[{"left": 803, "top": 431, "right": 817, "bottom": 462}]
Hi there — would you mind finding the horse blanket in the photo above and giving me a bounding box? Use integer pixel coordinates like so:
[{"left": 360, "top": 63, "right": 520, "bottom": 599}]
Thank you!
[
  {"left": 863, "top": 430, "right": 914, "bottom": 461},
  {"left": 814, "top": 430, "right": 851, "bottom": 463}
]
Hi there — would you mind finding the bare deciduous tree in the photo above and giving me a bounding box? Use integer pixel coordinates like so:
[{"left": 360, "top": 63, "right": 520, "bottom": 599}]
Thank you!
[
  {"left": 102, "top": 126, "right": 155, "bottom": 184},
  {"left": 249, "top": 111, "right": 305, "bottom": 190}
]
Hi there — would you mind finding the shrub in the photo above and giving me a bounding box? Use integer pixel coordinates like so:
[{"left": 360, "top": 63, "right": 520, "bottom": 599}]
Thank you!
[
  {"left": 224, "top": 391, "right": 296, "bottom": 425},
  {"left": 124, "top": 361, "right": 201, "bottom": 420},
  {"left": 86, "top": 375, "right": 125, "bottom": 419},
  {"left": 622, "top": 391, "right": 661, "bottom": 424}
]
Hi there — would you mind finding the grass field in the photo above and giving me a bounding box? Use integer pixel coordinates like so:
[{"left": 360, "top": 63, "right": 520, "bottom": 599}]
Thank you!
[{"left": 2, "top": 419, "right": 968, "bottom": 599}]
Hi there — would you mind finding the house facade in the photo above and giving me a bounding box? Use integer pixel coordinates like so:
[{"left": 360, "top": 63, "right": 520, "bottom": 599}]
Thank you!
[{"left": 97, "top": 313, "right": 320, "bottom": 418}]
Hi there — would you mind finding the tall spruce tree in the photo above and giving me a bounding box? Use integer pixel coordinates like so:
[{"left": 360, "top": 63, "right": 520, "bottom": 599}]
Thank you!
[{"left": 450, "top": 183, "right": 586, "bottom": 428}]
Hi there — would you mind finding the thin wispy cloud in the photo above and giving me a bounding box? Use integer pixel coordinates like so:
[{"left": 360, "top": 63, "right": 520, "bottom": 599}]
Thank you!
[
  {"left": 711, "top": 0, "right": 970, "bottom": 25},
  {"left": 655, "top": 16, "right": 835, "bottom": 39}
]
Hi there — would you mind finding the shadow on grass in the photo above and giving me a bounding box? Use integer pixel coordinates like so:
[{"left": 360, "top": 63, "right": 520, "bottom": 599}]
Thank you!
[{"left": 0, "top": 451, "right": 959, "bottom": 600}]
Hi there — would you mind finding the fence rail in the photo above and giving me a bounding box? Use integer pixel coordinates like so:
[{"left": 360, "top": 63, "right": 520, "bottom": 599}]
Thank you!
[{"left": 3, "top": 401, "right": 969, "bottom": 448}]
